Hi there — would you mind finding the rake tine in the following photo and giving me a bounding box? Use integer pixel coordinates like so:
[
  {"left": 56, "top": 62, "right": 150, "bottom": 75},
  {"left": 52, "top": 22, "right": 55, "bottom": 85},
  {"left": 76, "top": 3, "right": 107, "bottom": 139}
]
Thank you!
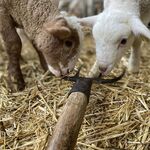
[
  {"left": 93, "top": 69, "right": 126, "bottom": 84},
  {"left": 74, "top": 65, "right": 83, "bottom": 77},
  {"left": 63, "top": 67, "right": 126, "bottom": 84}
]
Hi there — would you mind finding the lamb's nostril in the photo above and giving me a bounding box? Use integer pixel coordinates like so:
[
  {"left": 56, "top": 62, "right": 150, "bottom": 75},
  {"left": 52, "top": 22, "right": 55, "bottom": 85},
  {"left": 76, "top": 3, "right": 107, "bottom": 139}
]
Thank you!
[
  {"left": 67, "top": 69, "right": 69, "bottom": 74},
  {"left": 148, "top": 22, "right": 150, "bottom": 29},
  {"left": 99, "top": 67, "right": 107, "bottom": 73}
]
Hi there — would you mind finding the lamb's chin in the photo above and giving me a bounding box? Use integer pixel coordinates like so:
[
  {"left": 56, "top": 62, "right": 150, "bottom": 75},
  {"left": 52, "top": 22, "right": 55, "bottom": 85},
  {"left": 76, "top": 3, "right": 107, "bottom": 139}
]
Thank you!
[{"left": 48, "top": 65, "right": 61, "bottom": 77}]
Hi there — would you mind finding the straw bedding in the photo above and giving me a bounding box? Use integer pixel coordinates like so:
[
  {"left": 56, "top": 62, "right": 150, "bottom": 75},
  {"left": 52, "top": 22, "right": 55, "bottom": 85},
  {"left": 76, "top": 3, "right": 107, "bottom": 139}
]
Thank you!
[{"left": 0, "top": 29, "right": 149, "bottom": 150}]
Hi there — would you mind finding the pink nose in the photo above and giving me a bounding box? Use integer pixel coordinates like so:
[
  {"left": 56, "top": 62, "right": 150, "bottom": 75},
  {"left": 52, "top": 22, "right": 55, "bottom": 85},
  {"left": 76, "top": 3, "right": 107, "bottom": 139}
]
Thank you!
[{"left": 99, "top": 67, "right": 107, "bottom": 74}]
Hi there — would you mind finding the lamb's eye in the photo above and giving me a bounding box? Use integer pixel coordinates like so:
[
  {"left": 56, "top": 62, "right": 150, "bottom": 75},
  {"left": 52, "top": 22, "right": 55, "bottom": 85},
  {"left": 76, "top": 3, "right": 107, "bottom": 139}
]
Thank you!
[
  {"left": 64, "top": 40, "right": 73, "bottom": 48},
  {"left": 120, "top": 38, "right": 127, "bottom": 45}
]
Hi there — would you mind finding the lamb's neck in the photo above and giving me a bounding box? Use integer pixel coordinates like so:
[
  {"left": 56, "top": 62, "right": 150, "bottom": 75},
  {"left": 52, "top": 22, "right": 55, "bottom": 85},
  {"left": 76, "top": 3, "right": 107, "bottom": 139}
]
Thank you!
[{"left": 106, "top": 0, "right": 140, "bottom": 17}]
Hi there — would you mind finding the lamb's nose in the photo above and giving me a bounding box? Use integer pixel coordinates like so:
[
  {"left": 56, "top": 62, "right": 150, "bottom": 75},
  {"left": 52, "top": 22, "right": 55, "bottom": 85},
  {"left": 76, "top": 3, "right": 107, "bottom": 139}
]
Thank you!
[{"left": 99, "top": 67, "right": 107, "bottom": 74}]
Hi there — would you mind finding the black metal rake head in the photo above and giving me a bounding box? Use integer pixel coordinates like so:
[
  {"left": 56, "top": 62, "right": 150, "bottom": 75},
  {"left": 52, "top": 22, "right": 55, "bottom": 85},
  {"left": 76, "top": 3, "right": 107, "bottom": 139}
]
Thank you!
[{"left": 63, "top": 66, "right": 126, "bottom": 84}]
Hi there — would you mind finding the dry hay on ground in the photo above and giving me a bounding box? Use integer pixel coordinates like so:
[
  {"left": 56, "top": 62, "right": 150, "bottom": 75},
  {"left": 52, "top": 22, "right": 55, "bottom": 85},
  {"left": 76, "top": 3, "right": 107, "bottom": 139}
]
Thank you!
[{"left": 0, "top": 30, "right": 150, "bottom": 150}]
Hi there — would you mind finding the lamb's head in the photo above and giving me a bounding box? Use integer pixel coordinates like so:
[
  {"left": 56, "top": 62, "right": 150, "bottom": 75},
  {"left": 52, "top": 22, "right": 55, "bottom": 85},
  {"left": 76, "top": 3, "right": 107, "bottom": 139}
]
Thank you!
[
  {"left": 93, "top": 12, "right": 135, "bottom": 75},
  {"left": 35, "top": 16, "right": 83, "bottom": 77},
  {"left": 79, "top": 12, "right": 150, "bottom": 75}
]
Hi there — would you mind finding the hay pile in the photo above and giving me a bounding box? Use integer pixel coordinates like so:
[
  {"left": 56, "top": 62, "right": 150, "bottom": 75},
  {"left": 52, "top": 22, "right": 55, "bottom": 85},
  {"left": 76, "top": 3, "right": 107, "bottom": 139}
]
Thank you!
[{"left": 0, "top": 30, "right": 150, "bottom": 150}]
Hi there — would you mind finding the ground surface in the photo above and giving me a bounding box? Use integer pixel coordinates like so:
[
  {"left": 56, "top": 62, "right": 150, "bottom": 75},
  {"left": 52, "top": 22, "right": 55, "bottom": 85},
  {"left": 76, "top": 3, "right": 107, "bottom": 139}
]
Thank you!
[{"left": 0, "top": 30, "right": 150, "bottom": 150}]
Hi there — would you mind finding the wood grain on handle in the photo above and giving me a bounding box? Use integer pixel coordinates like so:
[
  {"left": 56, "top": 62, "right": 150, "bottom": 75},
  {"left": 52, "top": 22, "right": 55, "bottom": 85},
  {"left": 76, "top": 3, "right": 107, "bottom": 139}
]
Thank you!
[{"left": 46, "top": 92, "right": 88, "bottom": 150}]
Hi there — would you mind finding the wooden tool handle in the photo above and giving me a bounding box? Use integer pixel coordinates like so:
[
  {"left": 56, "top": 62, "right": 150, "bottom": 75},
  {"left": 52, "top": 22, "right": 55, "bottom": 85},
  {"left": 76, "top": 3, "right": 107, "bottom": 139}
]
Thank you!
[
  {"left": 45, "top": 68, "right": 125, "bottom": 150},
  {"left": 46, "top": 92, "right": 88, "bottom": 150}
]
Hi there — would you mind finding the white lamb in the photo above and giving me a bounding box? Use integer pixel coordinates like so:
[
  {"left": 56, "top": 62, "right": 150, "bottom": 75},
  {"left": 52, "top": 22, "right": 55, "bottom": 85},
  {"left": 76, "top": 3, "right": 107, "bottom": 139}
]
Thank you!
[{"left": 79, "top": 0, "right": 150, "bottom": 76}]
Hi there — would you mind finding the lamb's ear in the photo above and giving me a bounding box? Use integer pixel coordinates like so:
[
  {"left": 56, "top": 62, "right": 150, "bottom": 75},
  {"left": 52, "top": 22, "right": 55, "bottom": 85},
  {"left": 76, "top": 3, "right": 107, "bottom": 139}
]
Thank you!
[
  {"left": 130, "top": 17, "right": 150, "bottom": 41},
  {"left": 78, "top": 15, "right": 99, "bottom": 27},
  {"left": 46, "top": 26, "right": 71, "bottom": 39},
  {"left": 44, "top": 18, "right": 71, "bottom": 39}
]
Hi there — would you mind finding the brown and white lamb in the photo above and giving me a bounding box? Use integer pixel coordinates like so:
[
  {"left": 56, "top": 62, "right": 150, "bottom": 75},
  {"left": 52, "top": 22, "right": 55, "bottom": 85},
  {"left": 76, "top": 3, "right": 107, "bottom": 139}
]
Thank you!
[{"left": 0, "top": 0, "right": 83, "bottom": 91}]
